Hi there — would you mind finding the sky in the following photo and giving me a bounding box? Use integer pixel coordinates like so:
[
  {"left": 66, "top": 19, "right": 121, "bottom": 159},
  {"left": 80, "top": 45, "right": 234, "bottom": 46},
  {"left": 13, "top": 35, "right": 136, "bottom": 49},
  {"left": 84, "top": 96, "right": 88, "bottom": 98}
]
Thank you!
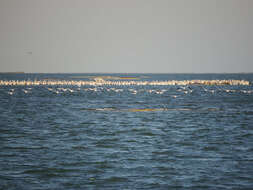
[{"left": 0, "top": 0, "right": 252, "bottom": 73}]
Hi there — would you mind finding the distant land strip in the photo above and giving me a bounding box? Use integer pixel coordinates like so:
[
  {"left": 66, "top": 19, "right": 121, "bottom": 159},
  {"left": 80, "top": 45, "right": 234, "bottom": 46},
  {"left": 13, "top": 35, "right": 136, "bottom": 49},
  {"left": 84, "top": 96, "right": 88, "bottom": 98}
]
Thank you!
[
  {"left": 0, "top": 72, "right": 25, "bottom": 74},
  {"left": 0, "top": 79, "right": 250, "bottom": 86}
]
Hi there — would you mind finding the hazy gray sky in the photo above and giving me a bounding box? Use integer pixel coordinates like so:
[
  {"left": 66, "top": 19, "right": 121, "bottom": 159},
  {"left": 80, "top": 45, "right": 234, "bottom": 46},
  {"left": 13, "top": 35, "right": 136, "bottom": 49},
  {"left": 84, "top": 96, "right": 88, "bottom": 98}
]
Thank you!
[{"left": 0, "top": 0, "right": 252, "bottom": 73}]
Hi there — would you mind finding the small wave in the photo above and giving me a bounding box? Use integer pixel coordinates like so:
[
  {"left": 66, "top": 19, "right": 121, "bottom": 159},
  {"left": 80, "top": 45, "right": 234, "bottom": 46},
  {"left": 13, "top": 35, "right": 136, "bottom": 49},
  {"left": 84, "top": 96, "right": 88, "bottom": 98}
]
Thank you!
[
  {"left": 128, "top": 108, "right": 165, "bottom": 112},
  {"left": 95, "top": 108, "right": 116, "bottom": 111},
  {"left": 22, "top": 89, "right": 31, "bottom": 94},
  {"left": 7, "top": 91, "right": 14, "bottom": 95},
  {"left": 103, "top": 176, "right": 129, "bottom": 183},
  {"left": 241, "top": 90, "right": 253, "bottom": 94},
  {"left": 83, "top": 108, "right": 194, "bottom": 112}
]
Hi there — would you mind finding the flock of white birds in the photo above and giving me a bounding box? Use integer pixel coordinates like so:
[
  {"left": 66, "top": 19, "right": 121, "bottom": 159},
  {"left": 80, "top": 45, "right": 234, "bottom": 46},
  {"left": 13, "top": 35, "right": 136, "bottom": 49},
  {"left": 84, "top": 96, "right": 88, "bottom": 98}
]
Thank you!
[{"left": 0, "top": 79, "right": 250, "bottom": 86}]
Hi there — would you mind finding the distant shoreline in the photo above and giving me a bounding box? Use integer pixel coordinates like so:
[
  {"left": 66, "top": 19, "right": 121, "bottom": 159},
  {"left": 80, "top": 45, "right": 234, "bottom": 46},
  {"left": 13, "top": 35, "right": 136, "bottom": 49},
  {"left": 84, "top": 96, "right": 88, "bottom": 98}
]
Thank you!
[
  {"left": 0, "top": 72, "right": 25, "bottom": 74},
  {"left": 0, "top": 72, "right": 252, "bottom": 74}
]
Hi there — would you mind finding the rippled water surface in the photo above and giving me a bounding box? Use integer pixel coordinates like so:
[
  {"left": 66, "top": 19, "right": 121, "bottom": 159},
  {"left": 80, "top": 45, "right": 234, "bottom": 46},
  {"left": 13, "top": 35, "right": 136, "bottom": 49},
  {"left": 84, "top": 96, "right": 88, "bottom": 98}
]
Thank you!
[{"left": 1, "top": 73, "right": 253, "bottom": 189}]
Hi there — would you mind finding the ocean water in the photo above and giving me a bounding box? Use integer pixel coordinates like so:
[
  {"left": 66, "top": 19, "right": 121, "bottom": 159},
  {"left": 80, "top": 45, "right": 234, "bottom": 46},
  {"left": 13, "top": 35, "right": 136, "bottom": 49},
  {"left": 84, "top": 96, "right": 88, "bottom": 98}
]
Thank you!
[{"left": 0, "top": 73, "right": 253, "bottom": 190}]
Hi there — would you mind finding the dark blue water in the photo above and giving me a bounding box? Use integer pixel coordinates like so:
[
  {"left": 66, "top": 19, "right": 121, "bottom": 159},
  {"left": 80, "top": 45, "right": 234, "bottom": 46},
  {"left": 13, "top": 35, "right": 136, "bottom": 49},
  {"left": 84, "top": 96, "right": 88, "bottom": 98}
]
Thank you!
[{"left": 1, "top": 73, "right": 253, "bottom": 190}]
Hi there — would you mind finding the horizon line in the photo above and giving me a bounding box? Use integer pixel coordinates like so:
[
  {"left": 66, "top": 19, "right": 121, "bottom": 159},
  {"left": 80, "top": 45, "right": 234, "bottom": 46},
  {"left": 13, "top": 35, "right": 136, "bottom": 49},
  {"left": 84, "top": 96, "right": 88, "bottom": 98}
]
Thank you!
[{"left": 1, "top": 72, "right": 253, "bottom": 74}]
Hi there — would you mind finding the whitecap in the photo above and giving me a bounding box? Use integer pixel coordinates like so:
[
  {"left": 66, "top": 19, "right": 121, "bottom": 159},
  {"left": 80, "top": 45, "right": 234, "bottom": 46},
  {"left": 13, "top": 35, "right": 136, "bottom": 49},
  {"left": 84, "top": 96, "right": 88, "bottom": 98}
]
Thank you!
[
  {"left": 22, "top": 89, "right": 29, "bottom": 94},
  {"left": 8, "top": 91, "right": 14, "bottom": 95}
]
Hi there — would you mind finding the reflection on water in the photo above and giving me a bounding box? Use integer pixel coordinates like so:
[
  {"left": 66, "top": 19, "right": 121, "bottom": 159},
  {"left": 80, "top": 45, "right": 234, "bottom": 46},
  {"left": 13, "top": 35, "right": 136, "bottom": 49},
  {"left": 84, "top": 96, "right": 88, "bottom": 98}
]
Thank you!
[{"left": 0, "top": 73, "right": 253, "bottom": 189}]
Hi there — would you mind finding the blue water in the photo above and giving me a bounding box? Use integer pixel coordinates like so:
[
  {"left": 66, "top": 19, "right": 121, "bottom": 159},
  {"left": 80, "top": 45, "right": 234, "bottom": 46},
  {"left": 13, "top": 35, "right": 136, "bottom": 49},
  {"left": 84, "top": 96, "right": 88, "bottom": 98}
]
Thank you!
[{"left": 1, "top": 73, "right": 253, "bottom": 189}]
